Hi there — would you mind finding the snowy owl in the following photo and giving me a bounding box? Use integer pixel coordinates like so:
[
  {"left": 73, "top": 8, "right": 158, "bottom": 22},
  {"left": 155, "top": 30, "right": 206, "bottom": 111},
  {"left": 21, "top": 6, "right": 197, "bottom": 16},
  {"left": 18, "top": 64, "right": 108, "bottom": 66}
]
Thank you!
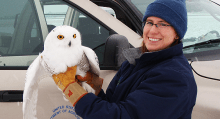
[{"left": 23, "top": 25, "right": 100, "bottom": 119}]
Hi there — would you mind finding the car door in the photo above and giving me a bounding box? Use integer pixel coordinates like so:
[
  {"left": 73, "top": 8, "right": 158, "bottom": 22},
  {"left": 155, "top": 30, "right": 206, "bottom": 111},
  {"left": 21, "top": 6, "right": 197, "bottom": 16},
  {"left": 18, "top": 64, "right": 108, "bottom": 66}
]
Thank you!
[{"left": 0, "top": 0, "right": 141, "bottom": 118}]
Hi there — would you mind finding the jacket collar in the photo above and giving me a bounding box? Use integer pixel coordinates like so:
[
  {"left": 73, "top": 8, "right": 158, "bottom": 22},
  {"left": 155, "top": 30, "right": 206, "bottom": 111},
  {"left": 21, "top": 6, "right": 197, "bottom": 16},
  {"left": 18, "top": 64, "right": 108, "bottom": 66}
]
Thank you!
[{"left": 122, "top": 43, "right": 183, "bottom": 65}]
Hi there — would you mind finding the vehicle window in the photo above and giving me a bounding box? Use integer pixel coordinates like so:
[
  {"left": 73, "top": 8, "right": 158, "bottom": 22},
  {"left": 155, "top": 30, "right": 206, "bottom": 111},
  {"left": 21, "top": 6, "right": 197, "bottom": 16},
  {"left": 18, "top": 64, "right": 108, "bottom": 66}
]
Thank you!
[
  {"left": 182, "top": 0, "right": 220, "bottom": 54},
  {"left": 0, "top": 0, "right": 44, "bottom": 66},
  {"left": 129, "top": 0, "right": 155, "bottom": 15},
  {"left": 0, "top": 0, "right": 43, "bottom": 55},
  {"left": 101, "top": 7, "right": 116, "bottom": 18},
  {"left": 44, "top": 5, "right": 68, "bottom": 27},
  {"left": 41, "top": 1, "right": 110, "bottom": 65},
  {"left": 70, "top": 12, "right": 109, "bottom": 65}
]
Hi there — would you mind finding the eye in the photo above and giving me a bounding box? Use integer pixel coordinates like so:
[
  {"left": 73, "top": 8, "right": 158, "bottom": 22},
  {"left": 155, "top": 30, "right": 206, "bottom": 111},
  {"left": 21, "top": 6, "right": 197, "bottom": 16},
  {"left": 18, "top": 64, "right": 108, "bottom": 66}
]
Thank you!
[
  {"left": 73, "top": 34, "right": 76, "bottom": 39},
  {"left": 146, "top": 21, "right": 153, "bottom": 26},
  {"left": 57, "top": 35, "right": 64, "bottom": 40},
  {"left": 160, "top": 23, "right": 167, "bottom": 26}
]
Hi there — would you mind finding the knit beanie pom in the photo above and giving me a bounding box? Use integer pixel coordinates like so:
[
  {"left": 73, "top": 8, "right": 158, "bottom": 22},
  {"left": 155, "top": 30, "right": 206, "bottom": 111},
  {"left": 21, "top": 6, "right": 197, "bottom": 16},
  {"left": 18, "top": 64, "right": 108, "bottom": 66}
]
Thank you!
[{"left": 142, "top": 0, "right": 187, "bottom": 40}]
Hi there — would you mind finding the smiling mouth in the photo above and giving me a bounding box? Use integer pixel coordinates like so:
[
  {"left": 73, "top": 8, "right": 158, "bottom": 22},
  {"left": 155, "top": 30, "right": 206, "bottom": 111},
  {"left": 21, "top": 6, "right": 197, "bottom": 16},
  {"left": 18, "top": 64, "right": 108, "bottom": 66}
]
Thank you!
[{"left": 149, "top": 37, "right": 160, "bottom": 41}]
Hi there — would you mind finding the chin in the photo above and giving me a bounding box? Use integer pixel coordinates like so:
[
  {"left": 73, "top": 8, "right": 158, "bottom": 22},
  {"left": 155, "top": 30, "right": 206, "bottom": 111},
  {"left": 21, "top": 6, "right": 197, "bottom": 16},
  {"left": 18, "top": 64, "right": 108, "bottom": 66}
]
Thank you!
[{"left": 147, "top": 47, "right": 162, "bottom": 52}]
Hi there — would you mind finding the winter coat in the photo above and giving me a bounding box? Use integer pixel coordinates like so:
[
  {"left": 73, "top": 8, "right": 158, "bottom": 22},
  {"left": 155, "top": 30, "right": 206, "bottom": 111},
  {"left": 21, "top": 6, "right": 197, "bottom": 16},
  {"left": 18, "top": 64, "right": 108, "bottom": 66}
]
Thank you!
[{"left": 75, "top": 43, "right": 197, "bottom": 119}]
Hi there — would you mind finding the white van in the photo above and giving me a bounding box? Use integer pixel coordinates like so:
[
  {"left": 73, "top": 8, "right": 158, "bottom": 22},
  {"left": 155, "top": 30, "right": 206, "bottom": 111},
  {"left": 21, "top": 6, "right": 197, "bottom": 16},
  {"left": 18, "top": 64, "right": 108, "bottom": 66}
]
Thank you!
[{"left": 0, "top": 0, "right": 220, "bottom": 119}]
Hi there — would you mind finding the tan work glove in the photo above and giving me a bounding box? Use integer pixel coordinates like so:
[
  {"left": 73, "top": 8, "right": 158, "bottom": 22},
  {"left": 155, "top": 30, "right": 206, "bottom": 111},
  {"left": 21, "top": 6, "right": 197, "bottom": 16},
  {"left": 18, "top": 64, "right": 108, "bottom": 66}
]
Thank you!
[
  {"left": 52, "top": 66, "right": 88, "bottom": 106},
  {"left": 76, "top": 71, "right": 103, "bottom": 96}
]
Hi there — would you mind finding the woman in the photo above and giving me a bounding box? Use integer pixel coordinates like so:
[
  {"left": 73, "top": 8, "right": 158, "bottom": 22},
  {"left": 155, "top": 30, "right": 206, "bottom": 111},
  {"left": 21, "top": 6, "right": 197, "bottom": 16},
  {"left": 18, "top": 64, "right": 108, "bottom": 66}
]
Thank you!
[{"left": 52, "top": 0, "right": 197, "bottom": 118}]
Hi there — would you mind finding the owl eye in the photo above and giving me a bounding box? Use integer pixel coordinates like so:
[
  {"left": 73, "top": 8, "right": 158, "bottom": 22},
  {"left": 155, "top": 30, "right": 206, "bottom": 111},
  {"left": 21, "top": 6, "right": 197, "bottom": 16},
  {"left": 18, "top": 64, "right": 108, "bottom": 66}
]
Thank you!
[
  {"left": 57, "top": 35, "right": 64, "bottom": 40},
  {"left": 73, "top": 34, "right": 76, "bottom": 39}
]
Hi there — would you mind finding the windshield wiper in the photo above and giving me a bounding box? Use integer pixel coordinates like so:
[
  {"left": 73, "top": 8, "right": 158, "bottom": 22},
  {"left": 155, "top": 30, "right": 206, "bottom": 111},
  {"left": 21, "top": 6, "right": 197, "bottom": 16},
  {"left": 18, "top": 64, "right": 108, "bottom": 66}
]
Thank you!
[
  {"left": 210, "top": 0, "right": 220, "bottom": 7},
  {"left": 183, "top": 38, "right": 220, "bottom": 49}
]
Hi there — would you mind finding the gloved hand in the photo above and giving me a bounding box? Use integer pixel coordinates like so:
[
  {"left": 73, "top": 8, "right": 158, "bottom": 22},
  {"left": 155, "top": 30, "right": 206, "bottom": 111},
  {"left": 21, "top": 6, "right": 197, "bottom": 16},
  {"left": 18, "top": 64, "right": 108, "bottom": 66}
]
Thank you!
[
  {"left": 52, "top": 66, "right": 88, "bottom": 106},
  {"left": 76, "top": 71, "right": 103, "bottom": 96}
]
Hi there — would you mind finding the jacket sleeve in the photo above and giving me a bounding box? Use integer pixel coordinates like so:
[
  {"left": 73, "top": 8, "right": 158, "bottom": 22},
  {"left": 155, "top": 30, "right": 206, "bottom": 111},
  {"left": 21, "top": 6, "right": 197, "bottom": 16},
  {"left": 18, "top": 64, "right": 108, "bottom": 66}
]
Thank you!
[{"left": 75, "top": 67, "right": 191, "bottom": 119}]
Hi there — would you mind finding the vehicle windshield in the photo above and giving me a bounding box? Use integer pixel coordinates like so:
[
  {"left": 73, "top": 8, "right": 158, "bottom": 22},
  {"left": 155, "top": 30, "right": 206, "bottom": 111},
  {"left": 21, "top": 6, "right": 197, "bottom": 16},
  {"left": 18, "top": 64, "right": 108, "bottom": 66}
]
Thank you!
[{"left": 129, "top": 0, "right": 220, "bottom": 54}]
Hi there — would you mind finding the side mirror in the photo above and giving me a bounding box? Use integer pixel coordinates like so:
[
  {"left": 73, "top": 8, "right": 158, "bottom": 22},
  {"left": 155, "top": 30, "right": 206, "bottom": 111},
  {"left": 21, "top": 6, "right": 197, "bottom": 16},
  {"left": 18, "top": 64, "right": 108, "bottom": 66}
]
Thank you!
[{"left": 102, "top": 34, "right": 131, "bottom": 70}]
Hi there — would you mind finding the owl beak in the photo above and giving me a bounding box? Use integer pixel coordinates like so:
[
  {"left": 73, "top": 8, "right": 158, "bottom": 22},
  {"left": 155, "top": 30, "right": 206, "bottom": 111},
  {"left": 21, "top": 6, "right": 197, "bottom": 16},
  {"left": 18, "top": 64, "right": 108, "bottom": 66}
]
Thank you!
[{"left": 68, "top": 41, "right": 71, "bottom": 47}]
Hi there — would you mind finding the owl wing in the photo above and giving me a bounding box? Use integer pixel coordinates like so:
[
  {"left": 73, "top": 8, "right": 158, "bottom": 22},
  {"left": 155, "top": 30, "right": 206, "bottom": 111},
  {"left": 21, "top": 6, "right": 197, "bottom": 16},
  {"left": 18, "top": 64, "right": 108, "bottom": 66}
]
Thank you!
[
  {"left": 23, "top": 54, "right": 50, "bottom": 119},
  {"left": 82, "top": 46, "right": 100, "bottom": 76}
]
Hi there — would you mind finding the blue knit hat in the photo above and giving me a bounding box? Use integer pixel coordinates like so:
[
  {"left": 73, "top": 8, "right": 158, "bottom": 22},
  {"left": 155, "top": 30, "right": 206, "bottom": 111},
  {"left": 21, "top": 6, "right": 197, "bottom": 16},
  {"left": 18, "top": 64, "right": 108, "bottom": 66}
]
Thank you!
[{"left": 142, "top": 0, "right": 187, "bottom": 40}]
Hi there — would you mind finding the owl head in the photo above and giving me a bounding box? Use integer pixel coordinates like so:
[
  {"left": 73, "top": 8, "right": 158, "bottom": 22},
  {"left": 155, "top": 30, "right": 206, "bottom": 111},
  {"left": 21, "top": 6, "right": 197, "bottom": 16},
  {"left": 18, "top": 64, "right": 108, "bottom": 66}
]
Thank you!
[{"left": 44, "top": 25, "right": 82, "bottom": 49}]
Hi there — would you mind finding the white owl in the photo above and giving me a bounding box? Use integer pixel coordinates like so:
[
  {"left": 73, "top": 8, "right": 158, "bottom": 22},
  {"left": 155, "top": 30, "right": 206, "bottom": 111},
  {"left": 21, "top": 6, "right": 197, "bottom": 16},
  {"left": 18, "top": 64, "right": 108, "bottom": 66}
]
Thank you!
[{"left": 23, "top": 25, "right": 100, "bottom": 119}]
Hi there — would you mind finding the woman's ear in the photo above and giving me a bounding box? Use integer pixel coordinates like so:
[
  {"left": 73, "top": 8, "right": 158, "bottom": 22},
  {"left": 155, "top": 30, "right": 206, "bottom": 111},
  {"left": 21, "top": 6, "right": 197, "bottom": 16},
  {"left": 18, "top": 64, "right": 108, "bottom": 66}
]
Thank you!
[{"left": 175, "top": 35, "right": 179, "bottom": 40}]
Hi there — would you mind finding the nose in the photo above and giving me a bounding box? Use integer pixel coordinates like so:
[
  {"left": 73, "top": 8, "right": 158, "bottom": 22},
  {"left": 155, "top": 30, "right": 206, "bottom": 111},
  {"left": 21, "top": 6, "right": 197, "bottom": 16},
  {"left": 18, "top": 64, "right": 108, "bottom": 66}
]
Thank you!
[{"left": 149, "top": 25, "right": 159, "bottom": 34}]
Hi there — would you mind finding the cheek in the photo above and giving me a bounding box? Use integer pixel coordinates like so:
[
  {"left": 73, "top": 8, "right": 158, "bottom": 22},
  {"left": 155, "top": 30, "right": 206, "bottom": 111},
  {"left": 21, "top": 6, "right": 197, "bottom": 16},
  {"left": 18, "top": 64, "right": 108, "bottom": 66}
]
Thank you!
[
  {"left": 162, "top": 30, "right": 176, "bottom": 43},
  {"left": 143, "top": 28, "right": 149, "bottom": 40}
]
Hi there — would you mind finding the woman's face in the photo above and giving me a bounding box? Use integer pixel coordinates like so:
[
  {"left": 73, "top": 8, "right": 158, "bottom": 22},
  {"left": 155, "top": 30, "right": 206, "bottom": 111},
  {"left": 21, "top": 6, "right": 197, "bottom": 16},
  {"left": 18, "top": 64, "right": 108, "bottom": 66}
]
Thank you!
[{"left": 143, "top": 16, "right": 178, "bottom": 52}]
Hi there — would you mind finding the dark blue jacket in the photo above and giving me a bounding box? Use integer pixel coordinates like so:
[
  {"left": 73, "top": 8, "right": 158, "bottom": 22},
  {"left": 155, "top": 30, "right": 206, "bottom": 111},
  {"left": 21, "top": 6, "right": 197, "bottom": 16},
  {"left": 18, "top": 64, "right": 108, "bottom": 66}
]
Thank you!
[{"left": 75, "top": 43, "right": 197, "bottom": 119}]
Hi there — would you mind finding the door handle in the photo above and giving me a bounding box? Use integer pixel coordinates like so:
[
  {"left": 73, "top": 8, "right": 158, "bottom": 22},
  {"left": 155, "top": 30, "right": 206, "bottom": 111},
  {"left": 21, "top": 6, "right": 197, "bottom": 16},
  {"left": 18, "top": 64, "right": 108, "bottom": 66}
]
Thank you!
[{"left": 0, "top": 90, "right": 23, "bottom": 102}]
